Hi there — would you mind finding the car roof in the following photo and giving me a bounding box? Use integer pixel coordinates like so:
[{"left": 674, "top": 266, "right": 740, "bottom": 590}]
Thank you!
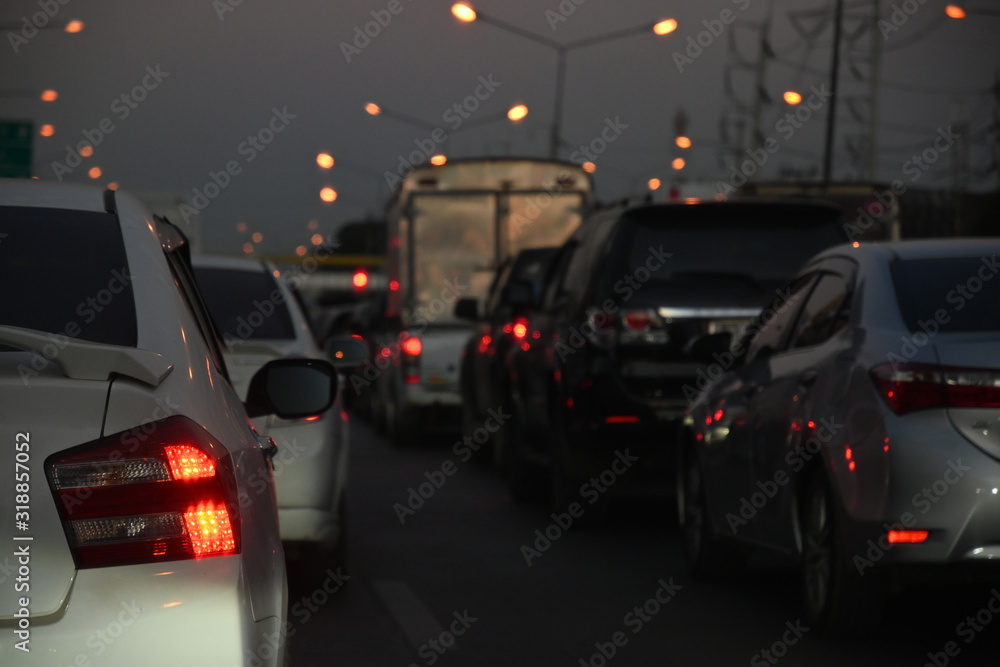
[
  {"left": 0, "top": 179, "right": 106, "bottom": 212},
  {"left": 813, "top": 238, "right": 1000, "bottom": 266}
]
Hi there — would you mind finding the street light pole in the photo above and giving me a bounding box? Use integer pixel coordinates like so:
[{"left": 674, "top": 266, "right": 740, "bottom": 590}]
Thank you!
[{"left": 452, "top": 4, "right": 675, "bottom": 159}]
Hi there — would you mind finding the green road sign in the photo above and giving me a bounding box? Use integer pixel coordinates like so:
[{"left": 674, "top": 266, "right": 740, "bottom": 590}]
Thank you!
[{"left": 0, "top": 121, "right": 34, "bottom": 179}]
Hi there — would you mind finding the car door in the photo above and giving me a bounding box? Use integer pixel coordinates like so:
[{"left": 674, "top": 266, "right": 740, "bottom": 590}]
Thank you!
[
  {"left": 708, "top": 274, "right": 817, "bottom": 541},
  {"left": 749, "top": 261, "right": 856, "bottom": 552}
]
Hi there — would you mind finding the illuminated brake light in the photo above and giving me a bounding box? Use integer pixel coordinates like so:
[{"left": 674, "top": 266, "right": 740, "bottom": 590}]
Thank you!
[
  {"left": 887, "top": 529, "right": 929, "bottom": 544},
  {"left": 605, "top": 415, "right": 640, "bottom": 424},
  {"left": 352, "top": 268, "right": 369, "bottom": 289},
  {"left": 512, "top": 319, "right": 528, "bottom": 340},
  {"left": 165, "top": 445, "right": 216, "bottom": 480},
  {"left": 402, "top": 336, "right": 422, "bottom": 356},
  {"left": 47, "top": 416, "right": 240, "bottom": 568},
  {"left": 183, "top": 502, "right": 236, "bottom": 556}
]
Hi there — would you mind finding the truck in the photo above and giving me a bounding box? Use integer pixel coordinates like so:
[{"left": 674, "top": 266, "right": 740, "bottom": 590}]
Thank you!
[{"left": 370, "top": 157, "right": 594, "bottom": 443}]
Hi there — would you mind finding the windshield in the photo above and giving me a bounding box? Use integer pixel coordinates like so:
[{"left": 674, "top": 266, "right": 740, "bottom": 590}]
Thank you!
[
  {"left": 0, "top": 205, "right": 137, "bottom": 347},
  {"left": 194, "top": 266, "right": 297, "bottom": 342},
  {"left": 891, "top": 256, "right": 1000, "bottom": 333},
  {"left": 598, "top": 205, "right": 846, "bottom": 301}
]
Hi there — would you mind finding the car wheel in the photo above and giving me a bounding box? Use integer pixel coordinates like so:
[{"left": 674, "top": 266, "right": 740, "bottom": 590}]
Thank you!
[
  {"left": 800, "top": 474, "right": 887, "bottom": 636},
  {"left": 682, "top": 449, "right": 741, "bottom": 578}
]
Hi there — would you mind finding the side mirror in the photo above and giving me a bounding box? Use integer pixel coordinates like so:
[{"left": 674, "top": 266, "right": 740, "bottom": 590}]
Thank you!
[
  {"left": 686, "top": 332, "right": 733, "bottom": 365},
  {"left": 245, "top": 358, "right": 336, "bottom": 419},
  {"left": 325, "top": 336, "right": 370, "bottom": 368},
  {"left": 454, "top": 298, "right": 479, "bottom": 321}
]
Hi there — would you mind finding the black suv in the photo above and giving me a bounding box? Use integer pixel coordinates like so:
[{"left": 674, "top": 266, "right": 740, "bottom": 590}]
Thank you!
[
  {"left": 502, "top": 200, "right": 849, "bottom": 512},
  {"left": 456, "top": 247, "right": 558, "bottom": 461}
]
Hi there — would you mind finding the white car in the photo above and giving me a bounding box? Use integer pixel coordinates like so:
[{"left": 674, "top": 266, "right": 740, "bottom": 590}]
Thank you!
[
  {"left": 0, "top": 181, "right": 358, "bottom": 665},
  {"left": 192, "top": 257, "right": 350, "bottom": 566}
]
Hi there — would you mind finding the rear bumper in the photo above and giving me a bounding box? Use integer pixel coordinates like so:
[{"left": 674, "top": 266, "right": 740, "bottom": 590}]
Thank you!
[
  {"left": 837, "top": 410, "right": 1000, "bottom": 577},
  {"left": 0, "top": 557, "right": 284, "bottom": 667}
]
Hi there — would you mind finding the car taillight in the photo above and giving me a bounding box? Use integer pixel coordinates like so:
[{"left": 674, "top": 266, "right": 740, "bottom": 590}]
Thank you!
[
  {"left": 512, "top": 317, "right": 528, "bottom": 341},
  {"left": 46, "top": 415, "right": 241, "bottom": 568},
  {"left": 402, "top": 335, "right": 422, "bottom": 356},
  {"left": 870, "top": 362, "right": 1000, "bottom": 414},
  {"left": 623, "top": 309, "right": 653, "bottom": 331}
]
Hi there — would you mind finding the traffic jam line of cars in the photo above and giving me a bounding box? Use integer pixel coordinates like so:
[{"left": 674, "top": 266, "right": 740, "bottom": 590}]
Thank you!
[
  {"left": 444, "top": 187, "right": 1000, "bottom": 636},
  {"left": 0, "top": 181, "right": 365, "bottom": 664}
]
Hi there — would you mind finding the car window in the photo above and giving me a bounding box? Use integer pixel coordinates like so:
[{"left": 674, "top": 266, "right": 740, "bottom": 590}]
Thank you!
[
  {"left": 595, "top": 204, "right": 845, "bottom": 303},
  {"left": 744, "top": 274, "right": 817, "bottom": 364},
  {"left": 0, "top": 205, "right": 138, "bottom": 347},
  {"left": 541, "top": 242, "right": 578, "bottom": 310},
  {"left": 194, "top": 267, "right": 297, "bottom": 342},
  {"left": 787, "top": 273, "right": 852, "bottom": 349},
  {"left": 891, "top": 256, "right": 1000, "bottom": 333},
  {"left": 559, "top": 218, "right": 617, "bottom": 312}
]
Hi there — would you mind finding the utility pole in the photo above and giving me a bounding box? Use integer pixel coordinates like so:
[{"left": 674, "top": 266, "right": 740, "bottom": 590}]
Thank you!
[{"left": 822, "top": 0, "right": 844, "bottom": 185}]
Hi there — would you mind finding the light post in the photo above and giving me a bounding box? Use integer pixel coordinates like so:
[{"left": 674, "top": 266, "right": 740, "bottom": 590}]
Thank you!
[{"left": 451, "top": 3, "right": 676, "bottom": 159}]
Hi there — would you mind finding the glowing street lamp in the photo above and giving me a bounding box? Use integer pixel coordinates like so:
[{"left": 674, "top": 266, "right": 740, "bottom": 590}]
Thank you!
[
  {"left": 653, "top": 19, "right": 678, "bottom": 35},
  {"left": 64, "top": 20, "right": 84, "bottom": 33},
  {"left": 675, "top": 136, "right": 692, "bottom": 149},
  {"left": 648, "top": 178, "right": 662, "bottom": 190},
  {"left": 783, "top": 90, "right": 803, "bottom": 105},
  {"left": 316, "top": 153, "right": 334, "bottom": 169},
  {"left": 507, "top": 104, "right": 529, "bottom": 122},
  {"left": 451, "top": 4, "right": 676, "bottom": 158},
  {"left": 430, "top": 154, "right": 447, "bottom": 166},
  {"left": 320, "top": 187, "right": 338, "bottom": 203},
  {"left": 672, "top": 158, "right": 685, "bottom": 170},
  {"left": 40, "top": 89, "right": 58, "bottom": 102},
  {"left": 451, "top": 3, "right": 476, "bottom": 22}
]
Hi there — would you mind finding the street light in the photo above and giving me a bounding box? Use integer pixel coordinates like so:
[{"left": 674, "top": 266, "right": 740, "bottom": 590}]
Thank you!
[
  {"left": 365, "top": 100, "right": 529, "bottom": 133},
  {"left": 945, "top": 5, "right": 1000, "bottom": 17},
  {"left": 450, "top": 3, "right": 676, "bottom": 158}
]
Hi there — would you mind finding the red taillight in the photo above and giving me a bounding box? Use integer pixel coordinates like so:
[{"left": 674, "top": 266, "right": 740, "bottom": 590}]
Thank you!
[
  {"left": 623, "top": 309, "right": 653, "bottom": 331},
  {"left": 605, "top": 415, "right": 640, "bottom": 424},
  {"left": 47, "top": 416, "right": 241, "bottom": 568},
  {"left": 402, "top": 336, "right": 422, "bottom": 356},
  {"left": 887, "top": 529, "right": 929, "bottom": 544},
  {"left": 512, "top": 318, "right": 528, "bottom": 340},
  {"left": 871, "top": 363, "right": 1000, "bottom": 414},
  {"left": 352, "top": 269, "right": 369, "bottom": 289}
]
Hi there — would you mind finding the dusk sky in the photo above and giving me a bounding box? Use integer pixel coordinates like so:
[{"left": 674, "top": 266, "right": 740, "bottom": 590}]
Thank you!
[{"left": 4, "top": 0, "right": 998, "bottom": 254}]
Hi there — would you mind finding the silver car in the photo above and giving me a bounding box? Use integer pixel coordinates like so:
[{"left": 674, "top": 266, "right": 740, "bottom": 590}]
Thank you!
[
  {"left": 679, "top": 238, "right": 1000, "bottom": 636},
  {"left": 192, "top": 256, "right": 351, "bottom": 570},
  {"left": 0, "top": 181, "right": 345, "bottom": 664}
]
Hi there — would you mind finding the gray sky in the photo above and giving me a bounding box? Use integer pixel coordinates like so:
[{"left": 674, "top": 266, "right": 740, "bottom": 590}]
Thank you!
[{"left": 3, "top": 0, "right": 998, "bottom": 253}]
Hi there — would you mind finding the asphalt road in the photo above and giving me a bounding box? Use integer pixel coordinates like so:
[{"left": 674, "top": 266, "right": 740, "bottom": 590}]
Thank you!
[{"left": 287, "top": 415, "right": 1000, "bottom": 667}]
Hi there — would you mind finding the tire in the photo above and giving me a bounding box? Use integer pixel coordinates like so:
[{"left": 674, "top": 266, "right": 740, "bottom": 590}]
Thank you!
[
  {"left": 681, "top": 448, "right": 742, "bottom": 579},
  {"left": 800, "top": 474, "right": 887, "bottom": 636}
]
